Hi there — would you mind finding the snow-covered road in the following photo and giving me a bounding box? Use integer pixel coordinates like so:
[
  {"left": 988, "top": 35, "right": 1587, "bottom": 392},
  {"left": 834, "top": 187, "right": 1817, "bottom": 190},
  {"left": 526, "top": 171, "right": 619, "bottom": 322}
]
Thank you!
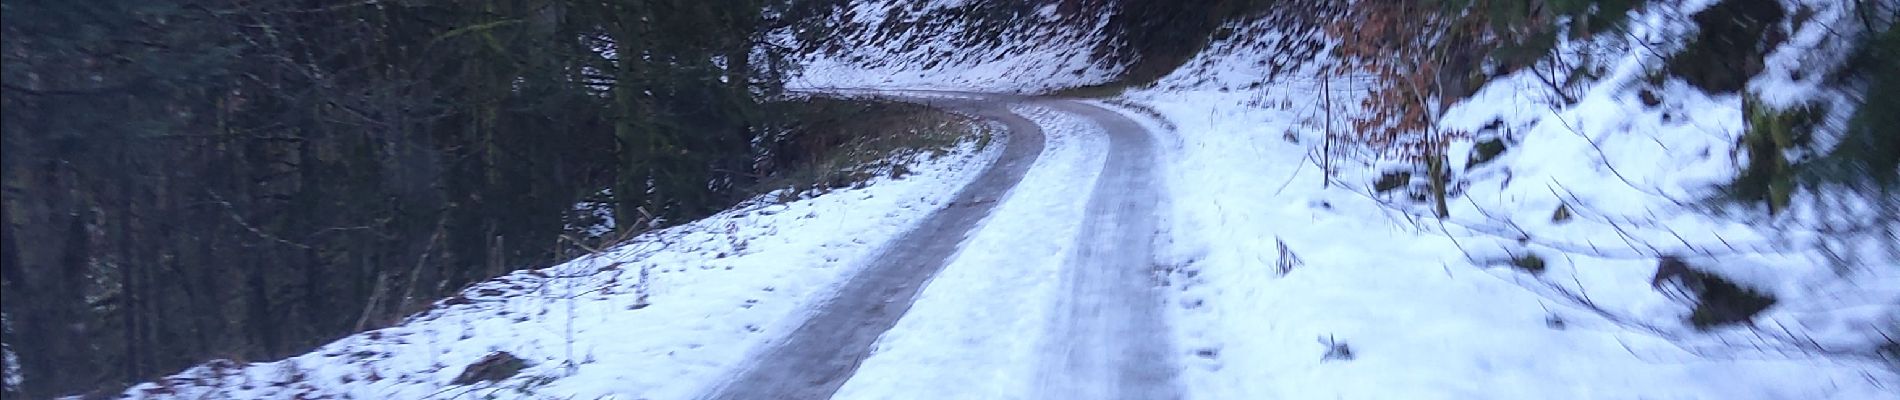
[
  {"left": 1031, "top": 100, "right": 1179, "bottom": 400},
  {"left": 705, "top": 93, "right": 1180, "bottom": 400}
]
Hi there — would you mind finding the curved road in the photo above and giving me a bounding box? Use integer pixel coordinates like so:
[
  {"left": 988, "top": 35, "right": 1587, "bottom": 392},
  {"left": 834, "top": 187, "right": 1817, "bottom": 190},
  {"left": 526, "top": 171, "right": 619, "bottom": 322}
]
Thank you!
[
  {"left": 1032, "top": 99, "right": 1179, "bottom": 400},
  {"left": 703, "top": 94, "right": 1177, "bottom": 400}
]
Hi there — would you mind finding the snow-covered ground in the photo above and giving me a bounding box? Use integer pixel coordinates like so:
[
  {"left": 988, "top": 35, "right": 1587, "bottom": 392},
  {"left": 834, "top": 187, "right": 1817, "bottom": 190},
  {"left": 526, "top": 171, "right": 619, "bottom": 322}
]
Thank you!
[
  {"left": 116, "top": 132, "right": 1003, "bottom": 399},
  {"left": 1110, "top": 1, "right": 1900, "bottom": 399}
]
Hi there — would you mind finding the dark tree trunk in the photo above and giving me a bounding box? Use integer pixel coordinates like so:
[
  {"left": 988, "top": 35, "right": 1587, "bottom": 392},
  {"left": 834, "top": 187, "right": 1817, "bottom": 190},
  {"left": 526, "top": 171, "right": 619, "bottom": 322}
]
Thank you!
[
  {"left": 245, "top": 247, "right": 279, "bottom": 358},
  {"left": 613, "top": 0, "right": 653, "bottom": 235},
  {"left": 120, "top": 197, "right": 144, "bottom": 383},
  {"left": 190, "top": 232, "right": 224, "bottom": 359},
  {"left": 0, "top": 212, "right": 27, "bottom": 396},
  {"left": 49, "top": 206, "right": 96, "bottom": 396},
  {"left": 295, "top": 140, "right": 330, "bottom": 335},
  {"left": 301, "top": 248, "right": 327, "bottom": 336}
]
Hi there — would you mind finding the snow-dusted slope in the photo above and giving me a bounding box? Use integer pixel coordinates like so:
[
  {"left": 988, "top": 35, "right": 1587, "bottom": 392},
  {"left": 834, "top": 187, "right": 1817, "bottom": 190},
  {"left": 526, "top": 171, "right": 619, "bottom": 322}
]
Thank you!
[
  {"left": 791, "top": 0, "right": 1117, "bottom": 93},
  {"left": 115, "top": 135, "right": 1002, "bottom": 399},
  {"left": 1116, "top": 1, "right": 1898, "bottom": 399}
]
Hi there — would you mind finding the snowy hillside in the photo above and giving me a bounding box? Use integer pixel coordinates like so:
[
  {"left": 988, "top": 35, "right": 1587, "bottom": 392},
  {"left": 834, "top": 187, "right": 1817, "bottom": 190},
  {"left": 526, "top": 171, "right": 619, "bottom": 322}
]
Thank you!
[
  {"left": 1114, "top": 0, "right": 1899, "bottom": 398},
  {"left": 791, "top": 0, "right": 1118, "bottom": 92}
]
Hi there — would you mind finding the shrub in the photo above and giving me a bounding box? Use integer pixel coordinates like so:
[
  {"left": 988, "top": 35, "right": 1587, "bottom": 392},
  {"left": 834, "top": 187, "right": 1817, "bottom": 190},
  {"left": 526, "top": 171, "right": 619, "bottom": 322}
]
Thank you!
[
  {"left": 1550, "top": 203, "right": 1574, "bottom": 223},
  {"left": 1729, "top": 97, "right": 1824, "bottom": 214},
  {"left": 1465, "top": 137, "right": 1508, "bottom": 168},
  {"left": 1687, "top": 278, "right": 1777, "bottom": 329},
  {"left": 1665, "top": 0, "right": 1786, "bottom": 93},
  {"left": 1373, "top": 170, "right": 1413, "bottom": 194},
  {"left": 1803, "top": 25, "right": 1900, "bottom": 192},
  {"left": 1651, "top": 257, "right": 1778, "bottom": 330},
  {"left": 1510, "top": 253, "right": 1548, "bottom": 274},
  {"left": 1318, "top": 335, "right": 1354, "bottom": 362},
  {"left": 452, "top": 352, "right": 528, "bottom": 385}
]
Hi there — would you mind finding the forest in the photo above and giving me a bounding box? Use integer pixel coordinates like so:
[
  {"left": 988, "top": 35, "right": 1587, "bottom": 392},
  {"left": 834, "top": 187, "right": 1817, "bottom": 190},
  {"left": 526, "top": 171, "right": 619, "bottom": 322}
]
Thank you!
[{"left": 0, "top": 0, "right": 1277, "bottom": 397}]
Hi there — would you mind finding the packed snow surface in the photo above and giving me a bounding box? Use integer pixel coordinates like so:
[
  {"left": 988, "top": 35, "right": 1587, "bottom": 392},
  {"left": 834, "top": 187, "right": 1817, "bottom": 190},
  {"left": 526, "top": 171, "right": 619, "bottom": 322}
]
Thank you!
[{"left": 832, "top": 104, "right": 1109, "bottom": 399}]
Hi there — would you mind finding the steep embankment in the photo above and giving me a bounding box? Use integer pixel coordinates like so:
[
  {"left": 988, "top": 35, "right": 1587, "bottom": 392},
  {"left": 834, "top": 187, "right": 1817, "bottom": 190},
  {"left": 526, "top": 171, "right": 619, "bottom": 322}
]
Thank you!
[
  {"left": 1114, "top": 0, "right": 1898, "bottom": 398},
  {"left": 791, "top": 1, "right": 1118, "bottom": 92}
]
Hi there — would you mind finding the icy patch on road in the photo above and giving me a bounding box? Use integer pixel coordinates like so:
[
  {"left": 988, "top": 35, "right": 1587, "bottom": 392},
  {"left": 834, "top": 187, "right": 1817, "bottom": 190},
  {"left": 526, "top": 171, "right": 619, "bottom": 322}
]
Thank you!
[
  {"left": 833, "top": 105, "right": 1109, "bottom": 400},
  {"left": 117, "top": 136, "right": 1004, "bottom": 400}
]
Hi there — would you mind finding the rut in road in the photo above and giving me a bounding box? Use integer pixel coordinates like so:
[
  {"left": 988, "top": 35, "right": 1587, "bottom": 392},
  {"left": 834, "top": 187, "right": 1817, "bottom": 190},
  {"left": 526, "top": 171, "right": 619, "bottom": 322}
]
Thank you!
[
  {"left": 1031, "top": 100, "right": 1180, "bottom": 400},
  {"left": 702, "top": 95, "right": 1047, "bottom": 400},
  {"left": 703, "top": 95, "right": 1180, "bottom": 400}
]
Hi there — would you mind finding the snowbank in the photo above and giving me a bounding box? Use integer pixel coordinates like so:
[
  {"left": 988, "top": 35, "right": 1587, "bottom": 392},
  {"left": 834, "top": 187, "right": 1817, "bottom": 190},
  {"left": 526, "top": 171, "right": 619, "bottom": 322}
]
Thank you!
[
  {"left": 1116, "top": 1, "right": 1899, "bottom": 398},
  {"left": 117, "top": 130, "right": 1004, "bottom": 399}
]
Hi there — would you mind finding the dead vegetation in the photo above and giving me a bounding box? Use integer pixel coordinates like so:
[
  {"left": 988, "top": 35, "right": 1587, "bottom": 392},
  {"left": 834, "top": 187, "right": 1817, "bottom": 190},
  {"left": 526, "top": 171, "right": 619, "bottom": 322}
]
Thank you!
[{"left": 757, "top": 97, "right": 991, "bottom": 202}]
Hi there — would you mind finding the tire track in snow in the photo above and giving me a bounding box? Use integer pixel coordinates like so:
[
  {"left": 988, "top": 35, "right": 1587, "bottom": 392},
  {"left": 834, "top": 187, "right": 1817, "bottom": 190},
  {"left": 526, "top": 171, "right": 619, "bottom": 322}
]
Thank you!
[
  {"left": 702, "top": 94, "right": 1047, "bottom": 400},
  {"left": 704, "top": 94, "right": 1180, "bottom": 400},
  {"left": 1031, "top": 99, "right": 1181, "bottom": 400}
]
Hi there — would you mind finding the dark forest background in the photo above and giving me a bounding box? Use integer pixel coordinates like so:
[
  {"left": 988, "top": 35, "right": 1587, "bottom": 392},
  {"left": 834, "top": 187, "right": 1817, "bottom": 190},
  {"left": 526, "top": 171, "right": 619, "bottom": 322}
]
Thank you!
[{"left": 1, "top": 0, "right": 822, "bottom": 397}]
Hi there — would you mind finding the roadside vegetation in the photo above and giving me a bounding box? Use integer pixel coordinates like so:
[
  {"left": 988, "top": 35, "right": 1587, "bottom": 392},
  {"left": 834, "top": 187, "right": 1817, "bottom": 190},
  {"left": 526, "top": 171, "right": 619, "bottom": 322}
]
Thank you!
[{"left": 756, "top": 98, "right": 991, "bottom": 202}]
